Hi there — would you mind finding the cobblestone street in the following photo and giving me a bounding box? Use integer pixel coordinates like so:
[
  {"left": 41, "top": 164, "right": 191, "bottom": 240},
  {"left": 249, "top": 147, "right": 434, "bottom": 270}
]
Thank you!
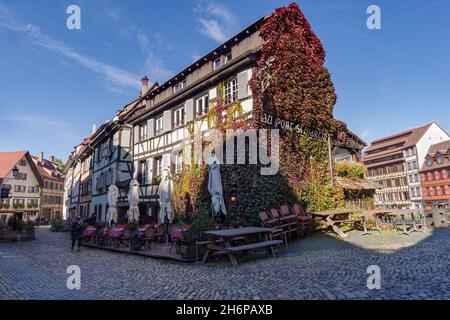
[{"left": 1, "top": 227, "right": 449, "bottom": 300}]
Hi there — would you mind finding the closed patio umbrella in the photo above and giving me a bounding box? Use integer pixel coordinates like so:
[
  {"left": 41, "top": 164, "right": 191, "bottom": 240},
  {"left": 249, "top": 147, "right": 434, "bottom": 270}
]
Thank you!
[
  {"left": 207, "top": 154, "right": 227, "bottom": 217},
  {"left": 158, "top": 169, "right": 173, "bottom": 224},
  {"left": 106, "top": 184, "right": 119, "bottom": 227},
  {"left": 127, "top": 179, "right": 140, "bottom": 222}
]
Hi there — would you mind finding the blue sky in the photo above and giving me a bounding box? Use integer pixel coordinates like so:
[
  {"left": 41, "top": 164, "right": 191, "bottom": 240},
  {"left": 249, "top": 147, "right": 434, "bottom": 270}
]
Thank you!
[{"left": 0, "top": 0, "right": 449, "bottom": 161}]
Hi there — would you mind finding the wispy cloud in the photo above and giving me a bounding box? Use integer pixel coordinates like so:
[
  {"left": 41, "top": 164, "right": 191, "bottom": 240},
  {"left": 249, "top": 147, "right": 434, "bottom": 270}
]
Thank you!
[
  {"left": 194, "top": 1, "right": 239, "bottom": 43},
  {"left": 0, "top": 116, "right": 69, "bottom": 128},
  {"left": 109, "top": 11, "right": 173, "bottom": 83},
  {"left": 0, "top": 4, "right": 140, "bottom": 92}
]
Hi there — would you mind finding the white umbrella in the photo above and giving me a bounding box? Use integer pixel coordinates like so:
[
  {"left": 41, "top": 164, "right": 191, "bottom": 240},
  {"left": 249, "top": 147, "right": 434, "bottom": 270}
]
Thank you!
[
  {"left": 106, "top": 185, "right": 119, "bottom": 226},
  {"left": 158, "top": 169, "right": 173, "bottom": 224},
  {"left": 127, "top": 179, "right": 140, "bottom": 222},
  {"left": 207, "top": 154, "right": 227, "bottom": 217}
]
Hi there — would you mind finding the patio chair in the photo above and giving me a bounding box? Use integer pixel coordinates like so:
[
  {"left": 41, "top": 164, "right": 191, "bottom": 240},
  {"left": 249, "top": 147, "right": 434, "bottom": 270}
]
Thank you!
[
  {"left": 143, "top": 226, "right": 157, "bottom": 249},
  {"left": 155, "top": 224, "right": 166, "bottom": 244},
  {"left": 280, "top": 204, "right": 301, "bottom": 238},
  {"left": 291, "top": 203, "right": 312, "bottom": 238},
  {"left": 268, "top": 208, "right": 293, "bottom": 241},
  {"left": 259, "top": 211, "right": 279, "bottom": 228},
  {"left": 168, "top": 225, "right": 182, "bottom": 254},
  {"left": 275, "top": 206, "right": 300, "bottom": 240}
]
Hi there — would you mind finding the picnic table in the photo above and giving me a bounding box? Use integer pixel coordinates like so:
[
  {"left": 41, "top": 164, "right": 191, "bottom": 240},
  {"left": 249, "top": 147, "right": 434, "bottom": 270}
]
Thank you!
[
  {"left": 358, "top": 210, "right": 391, "bottom": 235},
  {"left": 311, "top": 210, "right": 354, "bottom": 238},
  {"left": 202, "top": 227, "right": 282, "bottom": 266},
  {"left": 387, "top": 209, "right": 424, "bottom": 235}
]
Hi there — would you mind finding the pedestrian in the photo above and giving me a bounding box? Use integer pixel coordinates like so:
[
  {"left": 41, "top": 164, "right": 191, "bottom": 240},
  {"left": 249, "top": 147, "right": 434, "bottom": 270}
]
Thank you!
[{"left": 70, "top": 214, "right": 83, "bottom": 252}]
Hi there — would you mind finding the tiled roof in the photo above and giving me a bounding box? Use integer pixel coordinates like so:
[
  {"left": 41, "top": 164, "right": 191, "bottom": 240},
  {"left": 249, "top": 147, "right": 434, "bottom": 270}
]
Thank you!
[
  {"left": 420, "top": 140, "right": 450, "bottom": 172},
  {"left": 0, "top": 151, "right": 27, "bottom": 178},
  {"left": 363, "top": 123, "right": 434, "bottom": 164},
  {"left": 31, "top": 157, "right": 65, "bottom": 181}
]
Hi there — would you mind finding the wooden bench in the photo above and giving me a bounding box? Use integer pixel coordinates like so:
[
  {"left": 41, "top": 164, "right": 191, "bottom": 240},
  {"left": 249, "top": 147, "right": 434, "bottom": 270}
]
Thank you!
[
  {"left": 224, "top": 240, "right": 284, "bottom": 266},
  {"left": 226, "top": 240, "right": 283, "bottom": 255}
]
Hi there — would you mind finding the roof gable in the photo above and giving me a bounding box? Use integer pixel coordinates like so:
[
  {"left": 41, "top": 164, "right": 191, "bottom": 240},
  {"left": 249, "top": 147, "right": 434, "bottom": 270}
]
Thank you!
[{"left": 0, "top": 151, "right": 27, "bottom": 178}]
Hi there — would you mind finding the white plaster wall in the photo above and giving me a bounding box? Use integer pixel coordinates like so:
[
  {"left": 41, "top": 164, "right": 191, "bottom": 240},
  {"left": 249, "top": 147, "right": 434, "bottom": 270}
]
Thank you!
[{"left": 416, "top": 123, "right": 450, "bottom": 168}]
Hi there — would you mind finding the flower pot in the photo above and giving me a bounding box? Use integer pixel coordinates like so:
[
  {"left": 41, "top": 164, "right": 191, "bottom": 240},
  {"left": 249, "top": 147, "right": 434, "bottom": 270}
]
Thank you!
[{"left": 180, "top": 245, "right": 196, "bottom": 260}]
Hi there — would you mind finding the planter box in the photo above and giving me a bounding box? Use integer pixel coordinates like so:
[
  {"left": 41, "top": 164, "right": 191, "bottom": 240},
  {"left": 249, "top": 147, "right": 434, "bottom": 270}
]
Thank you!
[
  {"left": 0, "top": 229, "right": 35, "bottom": 242},
  {"left": 180, "top": 245, "right": 196, "bottom": 260}
]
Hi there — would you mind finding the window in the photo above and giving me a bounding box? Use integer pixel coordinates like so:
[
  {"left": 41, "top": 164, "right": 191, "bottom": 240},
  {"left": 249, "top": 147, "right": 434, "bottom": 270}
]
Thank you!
[
  {"left": 437, "top": 155, "right": 444, "bottom": 164},
  {"left": 19, "top": 159, "right": 27, "bottom": 166},
  {"left": 213, "top": 58, "right": 222, "bottom": 70},
  {"left": 140, "top": 124, "right": 148, "bottom": 141},
  {"left": 174, "top": 80, "right": 187, "bottom": 94},
  {"left": 224, "top": 78, "right": 238, "bottom": 104},
  {"left": 224, "top": 52, "right": 232, "bottom": 64},
  {"left": 173, "top": 106, "right": 185, "bottom": 128},
  {"left": 155, "top": 157, "right": 163, "bottom": 178},
  {"left": 427, "top": 157, "right": 433, "bottom": 166},
  {"left": 155, "top": 116, "right": 163, "bottom": 134},
  {"left": 14, "top": 185, "right": 26, "bottom": 192},
  {"left": 433, "top": 186, "right": 438, "bottom": 195},
  {"left": 27, "top": 186, "right": 38, "bottom": 193},
  {"left": 139, "top": 161, "right": 147, "bottom": 185},
  {"left": 196, "top": 94, "right": 209, "bottom": 117},
  {"left": 175, "top": 151, "right": 183, "bottom": 174}
]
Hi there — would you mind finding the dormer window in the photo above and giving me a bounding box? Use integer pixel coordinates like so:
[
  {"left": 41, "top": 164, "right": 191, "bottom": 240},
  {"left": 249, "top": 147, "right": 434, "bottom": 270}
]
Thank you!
[
  {"left": 224, "top": 52, "right": 232, "bottom": 64},
  {"left": 213, "top": 58, "right": 222, "bottom": 70},
  {"left": 427, "top": 156, "right": 433, "bottom": 166},
  {"left": 174, "top": 80, "right": 187, "bottom": 94},
  {"left": 437, "top": 153, "right": 444, "bottom": 164}
]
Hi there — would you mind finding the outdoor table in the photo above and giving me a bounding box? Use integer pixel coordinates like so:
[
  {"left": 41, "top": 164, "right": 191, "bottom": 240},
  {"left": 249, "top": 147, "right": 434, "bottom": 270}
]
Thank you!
[
  {"left": 202, "top": 227, "right": 281, "bottom": 266},
  {"left": 83, "top": 227, "right": 96, "bottom": 237},
  {"left": 388, "top": 210, "right": 423, "bottom": 236},
  {"left": 311, "top": 210, "right": 353, "bottom": 238},
  {"left": 138, "top": 227, "right": 147, "bottom": 237},
  {"left": 358, "top": 210, "right": 391, "bottom": 235},
  {"left": 110, "top": 228, "right": 124, "bottom": 238}
]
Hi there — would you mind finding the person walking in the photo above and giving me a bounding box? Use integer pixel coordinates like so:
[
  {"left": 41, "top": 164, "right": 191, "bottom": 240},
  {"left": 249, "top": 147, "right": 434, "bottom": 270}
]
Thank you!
[{"left": 70, "top": 214, "right": 83, "bottom": 252}]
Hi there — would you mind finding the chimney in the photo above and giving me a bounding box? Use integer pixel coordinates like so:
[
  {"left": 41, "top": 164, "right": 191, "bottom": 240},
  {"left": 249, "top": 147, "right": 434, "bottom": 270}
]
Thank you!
[
  {"left": 50, "top": 155, "right": 55, "bottom": 163},
  {"left": 92, "top": 124, "right": 97, "bottom": 135},
  {"left": 141, "top": 76, "right": 149, "bottom": 97},
  {"left": 39, "top": 152, "right": 44, "bottom": 164}
]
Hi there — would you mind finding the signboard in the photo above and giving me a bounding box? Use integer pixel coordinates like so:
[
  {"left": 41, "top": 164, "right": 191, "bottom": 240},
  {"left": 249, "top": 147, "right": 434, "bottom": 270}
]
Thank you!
[{"left": 261, "top": 113, "right": 329, "bottom": 140}]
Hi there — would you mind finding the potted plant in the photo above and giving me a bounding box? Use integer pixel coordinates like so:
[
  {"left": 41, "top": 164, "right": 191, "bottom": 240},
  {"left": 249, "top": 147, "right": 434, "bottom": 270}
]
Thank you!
[
  {"left": 178, "top": 207, "right": 214, "bottom": 260},
  {"left": 126, "top": 221, "right": 140, "bottom": 251}
]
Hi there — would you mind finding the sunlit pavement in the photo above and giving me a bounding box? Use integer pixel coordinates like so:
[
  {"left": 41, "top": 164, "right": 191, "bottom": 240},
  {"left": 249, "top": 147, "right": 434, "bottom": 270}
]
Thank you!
[{"left": 0, "top": 227, "right": 449, "bottom": 300}]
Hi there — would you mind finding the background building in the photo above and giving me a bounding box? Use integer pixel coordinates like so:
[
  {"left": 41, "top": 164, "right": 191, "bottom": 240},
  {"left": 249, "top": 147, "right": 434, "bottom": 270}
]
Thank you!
[
  {"left": 420, "top": 140, "right": 450, "bottom": 208},
  {"left": 32, "top": 152, "right": 65, "bottom": 221},
  {"left": 90, "top": 117, "right": 134, "bottom": 223},
  {"left": 363, "top": 122, "right": 450, "bottom": 209},
  {"left": 0, "top": 151, "right": 43, "bottom": 222}
]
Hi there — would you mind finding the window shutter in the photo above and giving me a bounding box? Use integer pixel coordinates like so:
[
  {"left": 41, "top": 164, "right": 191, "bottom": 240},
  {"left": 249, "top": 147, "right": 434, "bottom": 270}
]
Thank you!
[
  {"left": 209, "top": 87, "right": 218, "bottom": 100},
  {"left": 133, "top": 161, "right": 138, "bottom": 179},
  {"left": 237, "top": 70, "right": 250, "bottom": 100},
  {"left": 185, "top": 99, "right": 195, "bottom": 123},
  {"left": 147, "top": 119, "right": 155, "bottom": 138},
  {"left": 162, "top": 154, "right": 171, "bottom": 172},
  {"left": 163, "top": 110, "right": 172, "bottom": 133},
  {"left": 146, "top": 158, "right": 153, "bottom": 184},
  {"left": 134, "top": 126, "right": 139, "bottom": 144}
]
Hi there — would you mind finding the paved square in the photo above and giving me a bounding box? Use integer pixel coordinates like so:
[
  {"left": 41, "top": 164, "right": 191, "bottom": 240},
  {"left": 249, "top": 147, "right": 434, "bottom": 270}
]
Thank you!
[{"left": 0, "top": 227, "right": 449, "bottom": 300}]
